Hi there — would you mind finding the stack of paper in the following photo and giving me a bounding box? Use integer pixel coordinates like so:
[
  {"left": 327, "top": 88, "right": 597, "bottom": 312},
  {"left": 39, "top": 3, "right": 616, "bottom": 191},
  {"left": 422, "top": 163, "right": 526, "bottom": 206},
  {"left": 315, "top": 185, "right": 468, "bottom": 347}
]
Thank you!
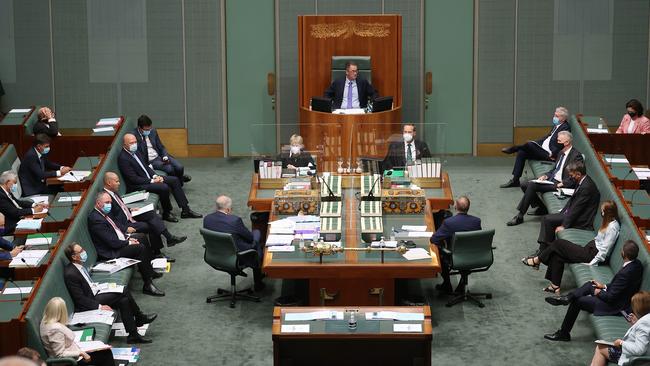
[
  {"left": 25, "top": 235, "right": 53, "bottom": 246},
  {"left": 151, "top": 258, "right": 168, "bottom": 270},
  {"left": 58, "top": 171, "right": 91, "bottom": 182},
  {"left": 402, "top": 248, "right": 432, "bottom": 261},
  {"left": 131, "top": 203, "right": 154, "bottom": 217},
  {"left": 122, "top": 191, "right": 149, "bottom": 204},
  {"left": 407, "top": 231, "right": 433, "bottom": 238},
  {"left": 69, "top": 309, "right": 115, "bottom": 325},
  {"left": 295, "top": 222, "right": 320, "bottom": 235},
  {"left": 96, "top": 117, "right": 120, "bottom": 126},
  {"left": 259, "top": 161, "right": 283, "bottom": 179},
  {"left": 9, "top": 108, "right": 31, "bottom": 114},
  {"left": 402, "top": 225, "right": 427, "bottom": 232},
  {"left": 2, "top": 286, "right": 33, "bottom": 295},
  {"left": 333, "top": 108, "right": 365, "bottom": 115},
  {"left": 365, "top": 311, "right": 424, "bottom": 321},
  {"left": 269, "top": 219, "right": 296, "bottom": 234},
  {"left": 92, "top": 126, "right": 115, "bottom": 133},
  {"left": 285, "top": 310, "right": 344, "bottom": 321},
  {"left": 9, "top": 249, "right": 48, "bottom": 267},
  {"left": 112, "top": 322, "right": 149, "bottom": 337},
  {"left": 111, "top": 348, "right": 140, "bottom": 363},
  {"left": 605, "top": 157, "right": 629, "bottom": 164},
  {"left": 92, "top": 258, "right": 141, "bottom": 274},
  {"left": 76, "top": 341, "right": 111, "bottom": 352},
  {"left": 586, "top": 128, "right": 609, "bottom": 134},
  {"left": 15, "top": 219, "right": 43, "bottom": 231},
  {"left": 29, "top": 196, "right": 49, "bottom": 205},
  {"left": 265, "top": 235, "right": 294, "bottom": 247},
  {"left": 268, "top": 246, "right": 296, "bottom": 252},
  {"left": 632, "top": 167, "right": 650, "bottom": 180},
  {"left": 58, "top": 195, "right": 82, "bottom": 203}
]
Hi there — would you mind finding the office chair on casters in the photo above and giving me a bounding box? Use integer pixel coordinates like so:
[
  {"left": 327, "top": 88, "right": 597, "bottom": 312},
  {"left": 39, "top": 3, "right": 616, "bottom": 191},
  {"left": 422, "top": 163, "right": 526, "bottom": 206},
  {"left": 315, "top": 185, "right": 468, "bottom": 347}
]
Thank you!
[
  {"left": 200, "top": 228, "right": 261, "bottom": 308},
  {"left": 443, "top": 229, "right": 495, "bottom": 308}
]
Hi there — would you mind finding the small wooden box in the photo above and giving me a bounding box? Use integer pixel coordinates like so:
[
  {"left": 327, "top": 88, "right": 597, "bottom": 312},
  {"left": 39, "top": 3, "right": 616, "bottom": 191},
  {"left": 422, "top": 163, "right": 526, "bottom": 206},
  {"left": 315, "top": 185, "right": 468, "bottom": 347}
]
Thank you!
[
  {"left": 274, "top": 189, "right": 320, "bottom": 215},
  {"left": 381, "top": 189, "right": 426, "bottom": 214}
]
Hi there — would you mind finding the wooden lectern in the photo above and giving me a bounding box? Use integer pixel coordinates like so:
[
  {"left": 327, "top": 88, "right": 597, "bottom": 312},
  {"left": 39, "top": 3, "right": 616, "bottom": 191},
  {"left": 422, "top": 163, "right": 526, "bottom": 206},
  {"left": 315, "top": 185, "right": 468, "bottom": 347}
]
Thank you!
[{"left": 298, "top": 15, "right": 402, "bottom": 171}]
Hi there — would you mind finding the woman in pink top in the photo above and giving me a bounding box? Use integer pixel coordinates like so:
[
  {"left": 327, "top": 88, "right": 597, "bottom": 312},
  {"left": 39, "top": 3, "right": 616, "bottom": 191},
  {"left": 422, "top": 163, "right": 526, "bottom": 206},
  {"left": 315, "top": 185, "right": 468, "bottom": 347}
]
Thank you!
[{"left": 616, "top": 99, "right": 650, "bottom": 134}]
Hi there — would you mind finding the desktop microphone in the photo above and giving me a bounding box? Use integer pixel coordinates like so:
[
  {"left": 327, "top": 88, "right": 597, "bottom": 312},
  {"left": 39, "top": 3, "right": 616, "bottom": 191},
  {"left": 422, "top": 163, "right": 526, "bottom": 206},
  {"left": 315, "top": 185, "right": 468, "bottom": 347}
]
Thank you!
[
  {"left": 318, "top": 175, "right": 339, "bottom": 202},
  {"left": 80, "top": 150, "right": 95, "bottom": 171},
  {"left": 2, "top": 269, "right": 26, "bottom": 304},
  {"left": 34, "top": 228, "right": 55, "bottom": 249},
  {"left": 362, "top": 174, "right": 381, "bottom": 202},
  {"left": 622, "top": 168, "right": 635, "bottom": 182},
  {"left": 629, "top": 189, "right": 641, "bottom": 207},
  {"left": 20, "top": 257, "right": 35, "bottom": 268}
]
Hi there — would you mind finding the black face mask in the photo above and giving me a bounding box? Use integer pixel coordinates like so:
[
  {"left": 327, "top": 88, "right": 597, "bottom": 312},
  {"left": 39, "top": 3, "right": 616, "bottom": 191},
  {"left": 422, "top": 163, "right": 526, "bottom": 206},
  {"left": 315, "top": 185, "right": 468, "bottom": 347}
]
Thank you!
[{"left": 628, "top": 111, "right": 637, "bottom": 118}]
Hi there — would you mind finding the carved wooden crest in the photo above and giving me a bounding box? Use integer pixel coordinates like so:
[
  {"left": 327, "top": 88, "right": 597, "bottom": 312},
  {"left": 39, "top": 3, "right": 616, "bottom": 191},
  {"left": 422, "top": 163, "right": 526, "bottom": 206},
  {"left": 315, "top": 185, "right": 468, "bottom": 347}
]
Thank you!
[{"left": 310, "top": 20, "right": 390, "bottom": 39}]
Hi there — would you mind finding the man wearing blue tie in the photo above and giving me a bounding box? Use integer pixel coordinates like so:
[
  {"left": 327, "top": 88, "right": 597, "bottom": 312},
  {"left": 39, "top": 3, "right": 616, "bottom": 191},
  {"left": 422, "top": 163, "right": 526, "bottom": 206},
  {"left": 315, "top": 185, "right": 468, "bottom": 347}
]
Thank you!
[{"left": 324, "top": 61, "right": 378, "bottom": 110}]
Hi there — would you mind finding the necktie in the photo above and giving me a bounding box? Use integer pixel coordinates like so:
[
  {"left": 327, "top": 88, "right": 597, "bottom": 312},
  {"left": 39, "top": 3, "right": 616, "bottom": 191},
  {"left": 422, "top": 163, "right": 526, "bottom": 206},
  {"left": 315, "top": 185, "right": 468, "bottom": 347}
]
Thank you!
[
  {"left": 551, "top": 153, "right": 565, "bottom": 178},
  {"left": 109, "top": 190, "right": 135, "bottom": 223},
  {"left": 103, "top": 212, "right": 126, "bottom": 241},
  {"left": 346, "top": 81, "right": 353, "bottom": 109},
  {"left": 131, "top": 153, "right": 151, "bottom": 179},
  {"left": 6, "top": 191, "right": 21, "bottom": 209},
  {"left": 406, "top": 143, "right": 413, "bottom": 163}
]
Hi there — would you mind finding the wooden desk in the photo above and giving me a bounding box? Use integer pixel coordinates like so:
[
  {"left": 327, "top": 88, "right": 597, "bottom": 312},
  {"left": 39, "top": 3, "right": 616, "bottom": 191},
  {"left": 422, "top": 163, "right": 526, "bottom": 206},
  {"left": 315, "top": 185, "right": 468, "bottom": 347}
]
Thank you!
[
  {"left": 0, "top": 233, "right": 62, "bottom": 281},
  {"left": 0, "top": 279, "right": 39, "bottom": 356},
  {"left": 0, "top": 107, "right": 36, "bottom": 157},
  {"left": 272, "top": 306, "right": 432, "bottom": 366}
]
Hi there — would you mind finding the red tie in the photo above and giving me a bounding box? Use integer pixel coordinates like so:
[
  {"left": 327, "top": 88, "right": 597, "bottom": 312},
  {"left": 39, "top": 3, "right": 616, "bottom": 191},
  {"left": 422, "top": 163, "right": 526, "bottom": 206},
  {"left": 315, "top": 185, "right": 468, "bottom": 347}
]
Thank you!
[
  {"left": 107, "top": 190, "right": 135, "bottom": 223},
  {"left": 98, "top": 209, "right": 126, "bottom": 241}
]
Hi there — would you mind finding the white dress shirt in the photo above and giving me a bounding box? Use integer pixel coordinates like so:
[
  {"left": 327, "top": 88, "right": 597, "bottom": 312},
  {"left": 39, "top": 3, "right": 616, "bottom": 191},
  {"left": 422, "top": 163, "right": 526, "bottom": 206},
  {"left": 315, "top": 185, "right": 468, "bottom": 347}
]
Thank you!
[
  {"left": 553, "top": 146, "right": 571, "bottom": 182},
  {"left": 341, "top": 79, "right": 360, "bottom": 109}
]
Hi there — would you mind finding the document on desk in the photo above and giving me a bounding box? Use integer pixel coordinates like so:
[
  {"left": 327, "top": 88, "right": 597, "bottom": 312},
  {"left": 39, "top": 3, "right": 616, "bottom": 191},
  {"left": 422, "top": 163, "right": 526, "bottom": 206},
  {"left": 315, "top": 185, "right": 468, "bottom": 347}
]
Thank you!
[
  {"left": 287, "top": 215, "right": 320, "bottom": 223},
  {"left": 402, "top": 248, "right": 432, "bottom": 261},
  {"left": 393, "top": 324, "right": 423, "bottom": 333},
  {"left": 96, "top": 117, "right": 120, "bottom": 126},
  {"left": 402, "top": 225, "right": 427, "bottom": 232},
  {"left": 73, "top": 328, "right": 95, "bottom": 342},
  {"left": 68, "top": 309, "right": 114, "bottom": 325},
  {"left": 586, "top": 128, "right": 609, "bottom": 134},
  {"left": 406, "top": 231, "right": 433, "bottom": 238},
  {"left": 371, "top": 240, "right": 397, "bottom": 248},
  {"left": 15, "top": 218, "right": 43, "bottom": 231},
  {"left": 9, "top": 249, "right": 48, "bottom": 267},
  {"left": 58, "top": 195, "right": 82, "bottom": 203},
  {"left": 366, "top": 311, "right": 425, "bottom": 321},
  {"left": 57, "top": 171, "right": 91, "bottom": 182},
  {"left": 92, "top": 126, "right": 115, "bottom": 133},
  {"left": 131, "top": 203, "right": 154, "bottom": 217},
  {"left": 285, "top": 310, "right": 344, "bottom": 321},
  {"left": 2, "top": 286, "right": 33, "bottom": 295},
  {"left": 9, "top": 108, "right": 32, "bottom": 113},
  {"left": 122, "top": 191, "right": 149, "bottom": 204},
  {"left": 530, "top": 179, "right": 555, "bottom": 185},
  {"left": 92, "top": 258, "right": 141, "bottom": 274},
  {"left": 281, "top": 324, "right": 310, "bottom": 333},
  {"left": 268, "top": 246, "right": 296, "bottom": 252},
  {"left": 25, "top": 236, "right": 53, "bottom": 246},
  {"left": 29, "top": 195, "right": 50, "bottom": 204},
  {"left": 605, "top": 157, "right": 629, "bottom": 164},
  {"left": 76, "top": 341, "right": 111, "bottom": 352},
  {"left": 265, "top": 234, "right": 295, "bottom": 246}
]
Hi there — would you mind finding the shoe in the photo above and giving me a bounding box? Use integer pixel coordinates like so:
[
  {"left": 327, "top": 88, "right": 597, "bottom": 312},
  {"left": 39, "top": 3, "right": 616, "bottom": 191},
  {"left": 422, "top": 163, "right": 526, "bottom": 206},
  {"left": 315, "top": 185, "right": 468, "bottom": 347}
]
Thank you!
[
  {"left": 544, "top": 330, "right": 570, "bottom": 342},
  {"left": 167, "top": 235, "right": 187, "bottom": 247},
  {"left": 155, "top": 253, "right": 175, "bottom": 263},
  {"left": 151, "top": 271, "right": 163, "bottom": 279},
  {"left": 500, "top": 179, "right": 520, "bottom": 188},
  {"left": 135, "top": 313, "right": 158, "bottom": 327},
  {"left": 181, "top": 209, "right": 202, "bottom": 219},
  {"left": 507, "top": 215, "right": 524, "bottom": 226},
  {"left": 143, "top": 283, "right": 165, "bottom": 297},
  {"left": 521, "top": 256, "right": 539, "bottom": 270},
  {"left": 182, "top": 175, "right": 192, "bottom": 183},
  {"left": 254, "top": 281, "right": 266, "bottom": 292},
  {"left": 435, "top": 282, "right": 453, "bottom": 294},
  {"left": 543, "top": 284, "right": 561, "bottom": 295},
  {"left": 545, "top": 295, "right": 571, "bottom": 306},
  {"left": 528, "top": 207, "right": 548, "bottom": 216},
  {"left": 163, "top": 212, "right": 178, "bottom": 223},
  {"left": 501, "top": 146, "right": 517, "bottom": 154},
  {"left": 127, "top": 333, "right": 153, "bottom": 344}
]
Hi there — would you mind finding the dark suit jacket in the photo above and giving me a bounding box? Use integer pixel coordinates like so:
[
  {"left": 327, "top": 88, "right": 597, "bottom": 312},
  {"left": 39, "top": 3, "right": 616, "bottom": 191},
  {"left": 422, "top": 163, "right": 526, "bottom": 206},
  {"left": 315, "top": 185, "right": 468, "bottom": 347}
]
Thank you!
[
  {"left": 0, "top": 237, "right": 14, "bottom": 260},
  {"left": 560, "top": 175, "right": 600, "bottom": 229},
  {"left": 535, "top": 122, "right": 571, "bottom": 159},
  {"left": 18, "top": 147, "right": 61, "bottom": 196},
  {"left": 63, "top": 263, "right": 100, "bottom": 312},
  {"left": 0, "top": 188, "right": 33, "bottom": 234},
  {"left": 430, "top": 213, "right": 482, "bottom": 247},
  {"left": 544, "top": 147, "right": 583, "bottom": 188},
  {"left": 117, "top": 149, "right": 157, "bottom": 192},
  {"left": 383, "top": 139, "right": 432, "bottom": 171},
  {"left": 324, "top": 77, "right": 378, "bottom": 109},
  {"left": 87, "top": 209, "right": 129, "bottom": 259},
  {"left": 32, "top": 119, "right": 59, "bottom": 138},
  {"left": 203, "top": 211, "right": 256, "bottom": 253},
  {"left": 104, "top": 189, "right": 151, "bottom": 234},
  {"left": 276, "top": 151, "right": 315, "bottom": 169},
  {"left": 592, "top": 259, "right": 643, "bottom": 315},
  {"left": 133, "top": 128, "right": 169, "bottom": 164}
]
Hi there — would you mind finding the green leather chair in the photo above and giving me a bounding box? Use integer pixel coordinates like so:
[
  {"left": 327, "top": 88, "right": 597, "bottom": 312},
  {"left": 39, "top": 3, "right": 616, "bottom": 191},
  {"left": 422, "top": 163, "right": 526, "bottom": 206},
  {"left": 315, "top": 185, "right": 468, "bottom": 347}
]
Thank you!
[
  {"left": 200, "top": 228, "right": 261, "bottom": 308},
  {"left": 331, "top": 56, "right": 371, "bottom": 83},
  {"left": 444, "top": 229, "right": 495, "bottom": 308}
]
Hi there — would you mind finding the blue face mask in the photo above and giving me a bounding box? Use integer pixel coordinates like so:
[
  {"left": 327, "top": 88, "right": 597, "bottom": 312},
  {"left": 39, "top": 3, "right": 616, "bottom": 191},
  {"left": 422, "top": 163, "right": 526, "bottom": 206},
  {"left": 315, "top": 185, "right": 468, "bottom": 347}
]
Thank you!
[
  {"left": 10, "top": 185, "right": 17, "bottom": 194},
  {"left": 101, "top": 203, "right": 112, "bottom": 214},
  {"left": 128, "top": 144, "right": 138, "bottom": 153},
  {"left": 79, "top": 251, "right": 88, "bottom": 263},
  {"left": 42, "top": 146, "right": 51, "bottom": 155},
  {"left": 141, "top": 130, "right": 151, "bottom": 137},
  {"left": 552, "top": 117, "right": 560, "bottom": 125}
]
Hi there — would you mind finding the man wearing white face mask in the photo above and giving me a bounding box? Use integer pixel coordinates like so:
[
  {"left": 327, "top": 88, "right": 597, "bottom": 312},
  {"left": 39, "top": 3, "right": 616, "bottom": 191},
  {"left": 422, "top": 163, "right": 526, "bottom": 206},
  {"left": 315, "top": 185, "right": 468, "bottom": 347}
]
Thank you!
[
  {"left": 276, "top": 134, "right": 316, "bottom": 170},
  {"left": 0, "top": 170, "right": 47, "bottom": 234},
  {"left": 383, "top": 123, "right": 431, "bottom": 171},
  {"left": 18, "top": 134, "right": 71, "bottom": 196}
]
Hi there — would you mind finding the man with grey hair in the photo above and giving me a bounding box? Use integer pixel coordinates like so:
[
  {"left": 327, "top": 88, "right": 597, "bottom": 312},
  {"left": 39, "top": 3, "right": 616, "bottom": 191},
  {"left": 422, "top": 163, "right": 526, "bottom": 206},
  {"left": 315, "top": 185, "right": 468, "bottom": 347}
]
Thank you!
[
  {"left": 507, "top": 130, "right": 583, "bottom": 226},
  {"left": 501, "top": 106, "right": 571, "bottom": 188},
  {"left": 203, "top": 195, "right": 265, "bottom": 291},
  {"left": 0, "top": 170, "right": 46, "bottom": 234}
]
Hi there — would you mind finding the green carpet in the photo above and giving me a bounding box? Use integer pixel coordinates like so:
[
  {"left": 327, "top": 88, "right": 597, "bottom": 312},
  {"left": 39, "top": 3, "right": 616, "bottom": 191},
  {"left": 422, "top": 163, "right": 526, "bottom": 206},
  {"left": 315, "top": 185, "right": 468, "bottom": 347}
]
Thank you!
[{"left": 111, "top": 156, "right": 596, "bottom": 365}]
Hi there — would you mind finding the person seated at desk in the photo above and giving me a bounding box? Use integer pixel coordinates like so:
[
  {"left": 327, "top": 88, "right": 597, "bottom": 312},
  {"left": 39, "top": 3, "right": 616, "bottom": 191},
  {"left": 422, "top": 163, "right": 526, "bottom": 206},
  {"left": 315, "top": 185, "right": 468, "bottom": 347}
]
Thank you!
[
  {"left": 616, "top": 99, "right": 650, "bottom": 134},
  {"left": 88, "top": 192, "right": 164, "bottom": 296},
  {"left": 523, "top": 201, "right": 619, "bottom": 294},
  {"left": 534, "top": 161, "right": 600, "bottom": 256},
  {"left": 203, "top": 195, "right": 265, "bottom": 291},
  {"left": 276, "top": 134, "right": 315, "bottom": 170},
  {"left": 102, "top": 171, "right": 186, "bottom": 261},
  {"left": 506, "top": 131, "right": 582, "bottom": 226},
  {"left": 544, "top": 240, "right": 643, "bottom": 342},
  {"left": 32, "top": 107, "right": 60, "bottom": 138},
  {"left": 62, "top": 243, "right": 157, "bottom": 344},
  {"left": 0, "top": 236, "right": 23, "bottom": 260},
  {"left": 0, "top": 171, "right": 47, "bottom": 235},
  {"left": 429, "top": 196, "right": 481, "bottom": 294},
  {"left": 383, "top": 123, "right": 431, "bottom": 171},
  {"left": 118, "top": 133, "right": 201, "bottom": 222},
  {"left": 18, "top": 134, "right": 71, "bottom": 196},
  {"left": 324, "top": 61, "right": 378, "bottom": 110},
  {"left": 40, "top": 296, "right": 117, "bottom": 364},
  {"left": 134, "top": 115, "right": 191, "bottom": 184},
  {"left": 500, "top": 106, "right": 570, "bottom": 188}
]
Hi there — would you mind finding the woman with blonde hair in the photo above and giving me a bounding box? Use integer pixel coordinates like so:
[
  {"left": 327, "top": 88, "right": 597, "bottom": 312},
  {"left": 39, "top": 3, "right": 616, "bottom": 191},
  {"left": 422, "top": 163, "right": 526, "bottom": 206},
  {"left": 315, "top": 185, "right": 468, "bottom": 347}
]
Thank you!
[
  {"left": 276, "top": 134, "right": 316, "bottom": 170},
  {"left": 591, "top": 291, "right": 650, "bottom": 365},
  {"left": 40, "top": 297, "right": 114, "bottom": 366}
]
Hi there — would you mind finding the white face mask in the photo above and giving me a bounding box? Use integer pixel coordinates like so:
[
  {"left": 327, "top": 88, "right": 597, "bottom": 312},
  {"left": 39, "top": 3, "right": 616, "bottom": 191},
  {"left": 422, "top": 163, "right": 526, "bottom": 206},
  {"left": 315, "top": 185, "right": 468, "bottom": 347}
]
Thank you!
[
  {"left": 290, "top": 146, "right": 301, "bottom": 154},
  {"left": 403, "top": 133, "right": 413, "bottom": 143}
]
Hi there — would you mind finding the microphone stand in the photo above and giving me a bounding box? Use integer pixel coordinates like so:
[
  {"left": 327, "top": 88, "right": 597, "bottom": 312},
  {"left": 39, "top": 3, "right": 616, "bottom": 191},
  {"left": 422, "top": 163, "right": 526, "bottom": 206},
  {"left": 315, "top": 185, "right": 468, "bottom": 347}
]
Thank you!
[
  {"left": 362, "top": 174, "right": 381, "bottom": 202},
  {"left": 318, "top": 175, "right": 339, "bottom": 202}
]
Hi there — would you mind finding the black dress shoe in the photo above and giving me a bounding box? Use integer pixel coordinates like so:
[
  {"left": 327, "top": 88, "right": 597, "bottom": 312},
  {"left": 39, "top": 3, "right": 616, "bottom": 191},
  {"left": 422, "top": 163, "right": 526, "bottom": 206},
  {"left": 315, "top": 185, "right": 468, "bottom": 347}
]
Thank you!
[
  {"left": 500, "top": 179, "right": 520, "bottom": 188},
  {"left": 501, "top": 146, "right": 517, "bottom": 154},
  {"left": 180, "top": 209, "right": 202, "bottom": 219},
  {"left": 135, "top": 313, "right": 158, "bottom": 327},
  {"left": 182, "top": 175, "right": 192, "bottom": 183},
  {"left": 435, "top": 282, "right": 453, "bottom": 294},
  {"left": 543, "top": 330, "right": 571, "bottom": 342},
  {"left": 528, "top": 207, "right": 548, "bottom": 216},
  {"left": 163, "top": 212, "right": 179, "bottom": 223},
  {"left": 545, "top": 295, "right": 571, "bottom": 306},
  {"left": 167, "top": 235, "right": 187, "bottom": 247},
  {"left": 143, "top": 283, "right": 165, "bottom": 296},
  {"left": 506, "top": 215, "right": 524, "bottom": 226},
  {"left": 127, "top": 333, "right": 153, "bottom": 344}
]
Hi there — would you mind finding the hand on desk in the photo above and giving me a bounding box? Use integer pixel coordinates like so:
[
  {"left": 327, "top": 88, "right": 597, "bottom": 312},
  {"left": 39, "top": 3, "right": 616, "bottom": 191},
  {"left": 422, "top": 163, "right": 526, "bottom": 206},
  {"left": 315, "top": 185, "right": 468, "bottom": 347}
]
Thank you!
[
  {"left": 100, "top": 305, "right": 112, "bottom": 311},
  {"left": 10, "top": 246, "right": 24, "bottom": 258},
  {"left": 60, "top": 166, "right": 72, "bottom": 175}
]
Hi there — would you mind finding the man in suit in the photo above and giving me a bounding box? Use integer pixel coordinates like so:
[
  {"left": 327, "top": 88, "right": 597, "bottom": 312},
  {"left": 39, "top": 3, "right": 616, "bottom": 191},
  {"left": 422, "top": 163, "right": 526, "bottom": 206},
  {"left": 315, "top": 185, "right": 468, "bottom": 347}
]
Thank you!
[
  {"left": 0, "top": 236, "right": 22, "bottom": 260},
  {"left": 0, "top": 171, "right": 46, "bottom": 235},
  {"left": 543, "top": 240, "right": 643, "bottom": 341},
  {"left": 430, "top": 196, "right": 482, "bottom": 294},
  {"left": 324, "top": 61, "right": 378, "bottom": 110},
  {"left": 535, "top": 160, "right": 600, "bottom": 254},
  {"left": 134, "top": 115, "right": 190, "bottom": 184},
  {"left": 63, "top": 243, "right": 156, "bottom": 344},
  {"left": 203, "top": 195, "right": 265, "bottom": 291},
  {"left": 500, "top": 107, "right": 571, "bottom": 188},
  {"left": 507, "top": 131, "right": 583, "bottom": 226},
  {"left": 32, "top": 107, "right": 60, "bottom": 138},
  {"left": 103, "top": 171, "right": 186, "bottom": 260},
  {"left": 18, "top": 134, "right": 71, "bottom": 196},
  {"left": 118, "top": 133, "right": 201, "bottom": 222},
  {"left": 383, "top": 124, "right": 432, "bottom": 171},
  {"left": 87, "top": 191, "right": 164, "bottom": 296}
]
